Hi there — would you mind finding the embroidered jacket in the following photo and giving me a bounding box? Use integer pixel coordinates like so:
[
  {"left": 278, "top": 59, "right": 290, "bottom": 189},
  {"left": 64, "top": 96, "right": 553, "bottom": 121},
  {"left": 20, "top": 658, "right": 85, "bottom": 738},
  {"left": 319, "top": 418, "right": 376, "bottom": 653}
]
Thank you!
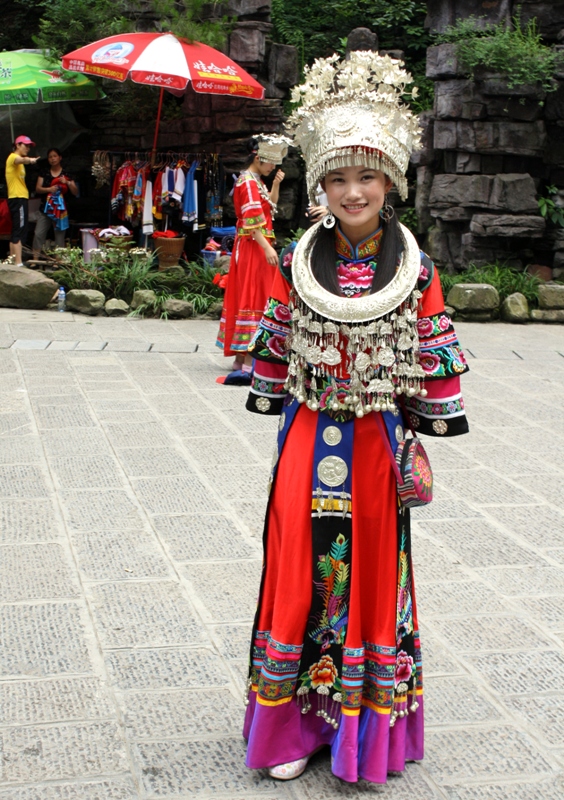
[
  {"left": 234, "top": 171, "right": 275, "bottom": 239},
  {"left": 247, "top": 224, "right": 469, "bottom": 437}
]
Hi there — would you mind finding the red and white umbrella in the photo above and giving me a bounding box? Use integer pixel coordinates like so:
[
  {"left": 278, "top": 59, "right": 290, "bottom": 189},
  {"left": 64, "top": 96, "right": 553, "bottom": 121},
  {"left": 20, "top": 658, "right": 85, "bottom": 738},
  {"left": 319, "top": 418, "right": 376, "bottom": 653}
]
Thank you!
[{"left": 62, "top": 32, "right": 265, "bottom": 150}]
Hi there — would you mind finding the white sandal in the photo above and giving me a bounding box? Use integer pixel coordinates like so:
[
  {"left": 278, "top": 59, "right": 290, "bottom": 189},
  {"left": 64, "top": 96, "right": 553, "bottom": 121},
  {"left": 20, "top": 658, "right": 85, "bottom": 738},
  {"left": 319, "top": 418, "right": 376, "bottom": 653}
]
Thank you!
[{"left": 268, "top": 746, "right": 324, "bottom": 781}]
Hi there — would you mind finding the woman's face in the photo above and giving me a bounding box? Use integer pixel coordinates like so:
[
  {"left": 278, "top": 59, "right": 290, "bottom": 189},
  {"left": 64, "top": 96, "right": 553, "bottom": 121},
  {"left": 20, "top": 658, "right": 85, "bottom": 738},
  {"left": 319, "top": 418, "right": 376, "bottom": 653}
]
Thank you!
[
  {"left": 322, "top": 166, "right": 392, "bottom": 237},
  {"left": 48, "top": 151, "right": 62, "bottom": 168},
  {"left": 256, "top": 158, "right": 276, "bottom": 176}
]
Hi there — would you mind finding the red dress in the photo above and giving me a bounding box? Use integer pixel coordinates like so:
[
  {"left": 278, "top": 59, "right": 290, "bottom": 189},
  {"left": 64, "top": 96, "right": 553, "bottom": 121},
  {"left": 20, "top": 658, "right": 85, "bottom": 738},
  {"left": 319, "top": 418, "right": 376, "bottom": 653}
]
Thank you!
[
  {"left": 242, "top": 225, "right": 469, "bottom": 783},
  {"left": 216, "top": 171, "right": 276, "bottom": 356}
]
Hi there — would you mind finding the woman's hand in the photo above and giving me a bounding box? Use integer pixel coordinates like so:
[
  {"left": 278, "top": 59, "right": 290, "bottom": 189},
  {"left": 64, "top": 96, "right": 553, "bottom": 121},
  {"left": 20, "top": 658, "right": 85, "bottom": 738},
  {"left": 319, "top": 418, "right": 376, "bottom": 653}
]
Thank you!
[
  {"left": 272, "top": 170, "right": 285, "bottom": 185},
  {"left": 306, "top": 205, "right": 328, "bottom": 222},
  {"left": 264, "top": 244, "right": 278, "bottom": 266}
]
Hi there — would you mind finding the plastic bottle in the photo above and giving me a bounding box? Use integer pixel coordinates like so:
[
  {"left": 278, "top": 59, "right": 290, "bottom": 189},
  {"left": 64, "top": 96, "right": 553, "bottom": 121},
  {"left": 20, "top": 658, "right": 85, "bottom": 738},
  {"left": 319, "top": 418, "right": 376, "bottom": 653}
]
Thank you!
[{"left": 58, "top": 286, "right": 66, "bottom": 312}]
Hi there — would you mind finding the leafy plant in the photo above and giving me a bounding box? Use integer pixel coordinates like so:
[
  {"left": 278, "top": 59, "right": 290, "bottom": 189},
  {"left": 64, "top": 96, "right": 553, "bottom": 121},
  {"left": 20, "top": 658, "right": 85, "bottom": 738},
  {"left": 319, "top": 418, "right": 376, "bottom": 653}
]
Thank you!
[
  {"left": 399, "top": 207, "right": 418, "bottom": 234},
  {"left": 176, "top": 259, "right": 224, "bottom": 313},
  {"left": 538, "top": 185, "right": 564, "bottom": 227},
  {"left": 435, "top": 11, "right": 563, "bottom": 92},
  {"left": 50, "top": 246, "right": 165, "bottom": 301},
  {"left": 271, "top": 0, "right": 431, "bottom": 109},
  {"left": 439, "top": 262, "right": 542, "bottom": 306},
  {"left": 49, "top": 247, "right": 225, "bottom": 314},
  {"left": 34, "top": 0, "right": 229, "bottom": 65}
]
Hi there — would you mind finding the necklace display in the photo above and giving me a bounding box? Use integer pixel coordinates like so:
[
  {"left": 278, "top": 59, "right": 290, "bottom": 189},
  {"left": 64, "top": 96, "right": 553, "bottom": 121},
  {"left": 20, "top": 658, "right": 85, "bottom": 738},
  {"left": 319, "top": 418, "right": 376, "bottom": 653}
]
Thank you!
[
  {"left": 284, "top": 222, "right": 428, "bottom": 419},
  {"left": 247, "top": 170, "right": 278, "bottom": 218}
]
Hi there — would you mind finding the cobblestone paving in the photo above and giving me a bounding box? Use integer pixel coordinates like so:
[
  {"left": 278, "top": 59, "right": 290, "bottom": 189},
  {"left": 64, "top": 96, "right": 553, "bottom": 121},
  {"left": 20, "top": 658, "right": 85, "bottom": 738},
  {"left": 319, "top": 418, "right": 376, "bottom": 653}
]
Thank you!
[{"left": 0, "top": 308, "right": 563, "bottom": 799}]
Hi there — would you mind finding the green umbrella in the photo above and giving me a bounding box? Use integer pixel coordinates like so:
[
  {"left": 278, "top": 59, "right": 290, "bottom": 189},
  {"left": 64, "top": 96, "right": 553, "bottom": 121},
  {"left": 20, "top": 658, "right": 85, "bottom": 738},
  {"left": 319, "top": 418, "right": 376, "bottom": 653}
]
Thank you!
[{"left": 0, "top": 50, "right": 104, "bottom": 139}]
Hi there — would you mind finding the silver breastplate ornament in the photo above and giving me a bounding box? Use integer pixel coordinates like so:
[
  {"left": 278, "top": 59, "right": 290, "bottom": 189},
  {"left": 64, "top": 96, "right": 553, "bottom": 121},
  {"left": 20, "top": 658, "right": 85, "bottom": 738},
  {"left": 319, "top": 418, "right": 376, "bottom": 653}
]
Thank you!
[{"left": 285, "top": 222, "right": 428, "bottom": 419}]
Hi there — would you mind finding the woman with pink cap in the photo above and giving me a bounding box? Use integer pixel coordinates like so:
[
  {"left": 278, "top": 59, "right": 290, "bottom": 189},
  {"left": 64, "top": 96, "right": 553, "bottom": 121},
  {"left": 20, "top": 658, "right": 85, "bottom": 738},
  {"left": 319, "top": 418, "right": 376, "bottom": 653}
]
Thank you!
[{"left": 5, "top": 135, "right": 40, "bottom": 266}]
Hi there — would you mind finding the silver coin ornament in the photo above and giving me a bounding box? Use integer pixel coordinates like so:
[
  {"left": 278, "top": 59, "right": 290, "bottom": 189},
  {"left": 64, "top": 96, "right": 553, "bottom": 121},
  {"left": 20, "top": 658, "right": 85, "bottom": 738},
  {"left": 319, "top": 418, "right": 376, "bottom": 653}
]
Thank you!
[{"left": 317, "top": 455, "right": 348, "bottom": 487}]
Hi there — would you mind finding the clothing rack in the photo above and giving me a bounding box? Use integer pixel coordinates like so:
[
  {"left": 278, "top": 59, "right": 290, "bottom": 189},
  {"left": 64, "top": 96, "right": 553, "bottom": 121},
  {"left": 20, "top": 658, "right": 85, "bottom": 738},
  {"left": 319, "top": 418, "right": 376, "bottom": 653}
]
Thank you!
[{"left": 91, "top": 150, "right": 224, "bottom": 242}]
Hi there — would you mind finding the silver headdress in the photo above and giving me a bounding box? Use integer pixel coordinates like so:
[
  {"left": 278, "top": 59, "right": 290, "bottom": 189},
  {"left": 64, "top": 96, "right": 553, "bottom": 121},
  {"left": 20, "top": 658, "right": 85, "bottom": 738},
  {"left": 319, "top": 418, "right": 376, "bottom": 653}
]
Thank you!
[
  {"left": 256, "top": 134, "right": 292, "bottom": 165},
  {"left": 286, "top": 52, "right": 421, "bottom": 201}
]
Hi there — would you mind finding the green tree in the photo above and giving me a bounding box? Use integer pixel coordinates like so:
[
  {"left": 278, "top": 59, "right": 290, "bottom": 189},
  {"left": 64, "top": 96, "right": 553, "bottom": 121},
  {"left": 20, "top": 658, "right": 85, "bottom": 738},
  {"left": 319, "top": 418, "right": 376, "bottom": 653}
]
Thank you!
[
  {"left": 0, "top": 0, "right": 43, "bottom": 51},
  {"left": 271, "top": 0, "right": 432, "bottom": 109},
  {"left": 31, "top": 0, "right": 229, "bottom": 121}
]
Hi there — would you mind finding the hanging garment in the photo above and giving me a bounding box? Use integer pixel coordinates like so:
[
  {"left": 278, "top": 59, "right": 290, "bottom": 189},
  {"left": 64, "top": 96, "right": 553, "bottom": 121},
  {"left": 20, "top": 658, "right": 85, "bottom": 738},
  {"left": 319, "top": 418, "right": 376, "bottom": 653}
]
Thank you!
[
  {"left": 142, "top": 179, "right": 154, "bottom": 235},
  {"left": 172, "top": 166, "right": 186, "bottom": 202},
  {"left": 44, "top": 185, "right": 69, "bottom": 231},
  {"left": 182, "top": 160, "right": 199, "bottom": 224}
]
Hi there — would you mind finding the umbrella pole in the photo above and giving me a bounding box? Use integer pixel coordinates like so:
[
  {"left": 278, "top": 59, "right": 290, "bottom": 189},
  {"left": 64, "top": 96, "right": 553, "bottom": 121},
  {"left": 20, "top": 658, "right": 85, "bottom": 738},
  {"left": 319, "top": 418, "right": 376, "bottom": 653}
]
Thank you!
[
  {"left": 152, "top": 87, "right": 164, "bottom": 165},
  {"left": 8, "top": 105, "right": 14, "bottom": 143}
]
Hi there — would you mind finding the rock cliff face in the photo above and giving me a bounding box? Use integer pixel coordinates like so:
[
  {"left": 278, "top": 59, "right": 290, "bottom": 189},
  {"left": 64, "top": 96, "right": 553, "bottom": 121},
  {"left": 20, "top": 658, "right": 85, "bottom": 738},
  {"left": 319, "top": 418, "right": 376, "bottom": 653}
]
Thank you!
[{"left": 420, "top": 1, "right": 564, "bottom": 274}]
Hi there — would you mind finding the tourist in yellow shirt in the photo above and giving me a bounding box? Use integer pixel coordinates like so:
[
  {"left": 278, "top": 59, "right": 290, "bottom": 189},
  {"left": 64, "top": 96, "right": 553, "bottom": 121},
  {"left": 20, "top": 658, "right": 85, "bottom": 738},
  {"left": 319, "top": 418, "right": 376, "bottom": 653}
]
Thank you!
[{"left": 5, "top": 135, "right": 40, "bottom": 266}]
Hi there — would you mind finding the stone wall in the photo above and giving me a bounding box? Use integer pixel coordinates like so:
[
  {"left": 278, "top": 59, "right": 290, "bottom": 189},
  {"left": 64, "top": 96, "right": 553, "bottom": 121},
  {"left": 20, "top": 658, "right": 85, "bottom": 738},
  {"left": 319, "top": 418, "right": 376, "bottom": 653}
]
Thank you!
[{"left": 419, "top": 0, "right": 564, "bottom": 276}]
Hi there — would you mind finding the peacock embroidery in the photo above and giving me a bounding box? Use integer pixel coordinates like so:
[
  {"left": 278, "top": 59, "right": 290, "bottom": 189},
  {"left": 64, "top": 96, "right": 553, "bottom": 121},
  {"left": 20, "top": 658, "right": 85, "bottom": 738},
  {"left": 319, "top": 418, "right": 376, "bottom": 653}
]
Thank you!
[{"left": 309, "top": 532, "right": 350, "bottom": 651}]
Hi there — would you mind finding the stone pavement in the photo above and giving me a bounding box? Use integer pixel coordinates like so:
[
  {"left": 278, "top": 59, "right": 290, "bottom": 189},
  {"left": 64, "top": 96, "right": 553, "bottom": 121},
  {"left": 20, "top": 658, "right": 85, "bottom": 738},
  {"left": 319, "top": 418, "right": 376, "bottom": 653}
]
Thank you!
[{"left": 0, "top": 307, "right": 563, "bottom": 800}]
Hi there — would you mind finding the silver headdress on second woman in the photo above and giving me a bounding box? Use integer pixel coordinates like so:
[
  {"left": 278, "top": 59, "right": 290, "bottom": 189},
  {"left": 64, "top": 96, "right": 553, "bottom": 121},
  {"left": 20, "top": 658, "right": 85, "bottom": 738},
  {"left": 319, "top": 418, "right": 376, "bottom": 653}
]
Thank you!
[
  {"left": 286, "top": 51, "right": 421, "bottom": 201},
  {"left": 256, "top": 134, "right": 292, "bottom": 165}
]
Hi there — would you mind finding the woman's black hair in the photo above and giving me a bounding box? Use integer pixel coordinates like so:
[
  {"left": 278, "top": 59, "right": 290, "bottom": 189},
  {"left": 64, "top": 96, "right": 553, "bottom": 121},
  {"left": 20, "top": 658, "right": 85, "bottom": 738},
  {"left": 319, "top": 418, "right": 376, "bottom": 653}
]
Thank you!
[
  {"left": 243, "top": 137, "right": 259, "bottom": 168},
  {"left": 309, "top": 212, "right": 402, "bottom": 295},
  {"left": 47, "top": 147, "right": 63, "bottom": 158}
]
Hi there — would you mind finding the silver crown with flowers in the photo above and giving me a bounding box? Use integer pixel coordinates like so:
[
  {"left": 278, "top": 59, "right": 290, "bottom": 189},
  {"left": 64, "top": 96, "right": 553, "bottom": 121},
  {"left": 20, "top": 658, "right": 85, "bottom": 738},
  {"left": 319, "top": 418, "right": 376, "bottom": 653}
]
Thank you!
[
  {"left": 256, "top": 134, "right": 292, "bottom": 165},
  {"left": 286, "top": 51, "right": 421, "bottom": 202}
]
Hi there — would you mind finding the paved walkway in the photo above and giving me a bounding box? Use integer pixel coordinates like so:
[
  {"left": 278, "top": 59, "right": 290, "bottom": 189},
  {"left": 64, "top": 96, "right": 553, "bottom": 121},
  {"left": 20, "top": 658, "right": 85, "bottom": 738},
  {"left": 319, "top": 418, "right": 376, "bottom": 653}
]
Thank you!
[{"left": 0, "top": 308, "right": 563, "bottom": 800}]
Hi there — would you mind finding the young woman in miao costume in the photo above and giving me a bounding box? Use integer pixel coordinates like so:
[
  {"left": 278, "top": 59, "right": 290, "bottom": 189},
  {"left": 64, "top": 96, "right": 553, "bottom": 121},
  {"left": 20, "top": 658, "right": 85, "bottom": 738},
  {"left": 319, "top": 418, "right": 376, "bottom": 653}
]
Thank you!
[{"left": 242, "top": 51, "right": 469, "bottom": 783}]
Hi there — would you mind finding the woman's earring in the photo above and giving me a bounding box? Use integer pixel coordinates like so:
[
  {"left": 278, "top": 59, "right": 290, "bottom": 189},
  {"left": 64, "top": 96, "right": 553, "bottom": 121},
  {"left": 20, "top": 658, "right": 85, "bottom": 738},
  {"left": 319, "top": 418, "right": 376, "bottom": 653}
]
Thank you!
[
  {"left": 322, "top": 210, "right": 336, "bottom": 229},
  {"left": 379, "top": 195, "right": 395, "bottom": 223}
]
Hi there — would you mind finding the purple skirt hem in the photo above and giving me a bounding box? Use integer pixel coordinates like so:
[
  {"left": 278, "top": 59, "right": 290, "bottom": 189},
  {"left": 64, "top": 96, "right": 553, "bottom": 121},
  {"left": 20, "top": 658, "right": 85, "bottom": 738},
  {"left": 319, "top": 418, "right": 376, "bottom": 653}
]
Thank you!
[{"left": 243, "top": 691, "right": 424, "bottom": 784}]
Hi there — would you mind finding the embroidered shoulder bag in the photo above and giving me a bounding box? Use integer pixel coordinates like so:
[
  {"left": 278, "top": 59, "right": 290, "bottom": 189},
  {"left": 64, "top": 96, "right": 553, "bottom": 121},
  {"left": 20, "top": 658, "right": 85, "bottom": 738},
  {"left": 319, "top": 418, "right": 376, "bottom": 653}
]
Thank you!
[{"left": 375, "top": 412, "right": 433, "bottom": 508}]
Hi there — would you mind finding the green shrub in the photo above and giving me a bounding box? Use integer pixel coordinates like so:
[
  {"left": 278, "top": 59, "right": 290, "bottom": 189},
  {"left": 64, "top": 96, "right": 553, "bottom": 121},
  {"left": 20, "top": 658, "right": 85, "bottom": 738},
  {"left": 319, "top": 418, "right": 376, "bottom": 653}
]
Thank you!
[
  {"left": 49, "top": 247, "right": 225, "bottom": 314},
  {"left": 49, "top": 247, "right": 166, "bottom": 302},
  {"left": 538, "top": 185, "right": 564, "bottom": 227},
  {"left": 439, "top": 262, "right": 541, "bottom": 306},
  {"left": 435, "top": 12, "right": 562, "bottom": 92}
]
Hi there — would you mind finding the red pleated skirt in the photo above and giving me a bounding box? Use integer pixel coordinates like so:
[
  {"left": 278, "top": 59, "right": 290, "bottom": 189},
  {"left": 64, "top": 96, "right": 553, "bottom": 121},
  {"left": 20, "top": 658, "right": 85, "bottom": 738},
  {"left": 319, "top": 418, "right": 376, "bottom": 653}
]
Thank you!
[
  {"left": 243, "top": 404, "right": 424, "bottom": 783},
  {"left": 216, "top": 235, "right": 276, "bottom": 356}
]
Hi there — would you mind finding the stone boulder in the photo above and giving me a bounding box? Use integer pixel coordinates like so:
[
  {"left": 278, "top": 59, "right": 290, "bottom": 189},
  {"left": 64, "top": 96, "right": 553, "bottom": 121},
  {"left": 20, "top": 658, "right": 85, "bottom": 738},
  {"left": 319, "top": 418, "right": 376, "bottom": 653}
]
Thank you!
[
  {"left": 206, "top": 301, "right": 223, "bottom": 320},
  {"left": 501, "top": 293, "right": 529, "bottom": 323},
  {"left": 229, "top": 21, "right": 270, "bottom": 64},
  {"left": 268, "top": 43, "right": 298, "bottom": 89},
  {"left": 346, "top": 27, "right": 379, "bottom": 54},
  {"left": 447, "top": 283, "right": 500, "bottom": 317},
  {"left": 530, "top": 309, "right": 564, "bottom": 323},
  {"left": 429, "top": 174, "right": 493, "bottom": 208},
  {"left": 163, "top": 299, "right": 194, "bottom": 319},
  {"left": 410, "top": 112, "right": 435, "bottom": 168},
  {"left": 216, "top": 255, "right": 232, "bottom": 274},
  {"left": 156, "top": 266, "right": 186, "bottom": 291},
  {"left": 526, "top": 264, "right": 553, "bottom": 282},
  {"left": 426, "top": 44, "right": 463, "bottom": 79},
  {"left": 538, "top": 284, "right": 564, "bottom": 309},
  {"left": 130, "top": 289, "right": 157, "bottom": 310},
  {"left": 105, "top": 298, "right": 129, "bottom": 317},
  {"left": 489, "top": 174, "right": 538, "bottom": 213},
  {"left": 0, "top": 265, "right": 58, "bottom": 309},
  {"left": 469, "top": 215, "right": 545, "bottom": 238},
  {"left": 66, "top": 289, "right": 106, "bottom": 315}
]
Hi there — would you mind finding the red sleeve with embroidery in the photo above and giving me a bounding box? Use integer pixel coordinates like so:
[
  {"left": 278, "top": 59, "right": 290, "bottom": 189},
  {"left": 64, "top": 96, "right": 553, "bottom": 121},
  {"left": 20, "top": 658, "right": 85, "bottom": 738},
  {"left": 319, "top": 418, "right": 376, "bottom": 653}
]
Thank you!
[
  {"left": 246, "top": 268, "right": 291, "bottom": 415},
  {"left": 404, "top": 257, "right": 470, "bottom": 437},
  {"left": 236, "top": 174, "right": 267, "bottom": 231}
]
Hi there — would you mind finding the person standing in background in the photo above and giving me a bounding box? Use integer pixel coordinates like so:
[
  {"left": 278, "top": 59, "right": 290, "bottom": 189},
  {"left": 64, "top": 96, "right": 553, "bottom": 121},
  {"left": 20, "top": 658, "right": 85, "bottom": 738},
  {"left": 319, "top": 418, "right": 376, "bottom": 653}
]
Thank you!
[
  {"left": 33, "top": 148, "right": 78, "bottom": 257},
  {"left": 215, "top": 135, "right": 289, "bottom": 385},
  {"left": 5, "top": 135, "right": 40, "bottom": 266}
]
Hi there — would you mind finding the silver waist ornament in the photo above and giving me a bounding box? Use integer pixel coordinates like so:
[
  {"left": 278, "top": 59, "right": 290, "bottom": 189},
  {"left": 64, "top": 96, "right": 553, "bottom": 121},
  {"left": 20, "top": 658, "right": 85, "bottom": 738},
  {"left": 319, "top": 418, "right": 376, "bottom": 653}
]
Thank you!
[{"left": 284, "top": 222, "right": 428, "bottom": 418}]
